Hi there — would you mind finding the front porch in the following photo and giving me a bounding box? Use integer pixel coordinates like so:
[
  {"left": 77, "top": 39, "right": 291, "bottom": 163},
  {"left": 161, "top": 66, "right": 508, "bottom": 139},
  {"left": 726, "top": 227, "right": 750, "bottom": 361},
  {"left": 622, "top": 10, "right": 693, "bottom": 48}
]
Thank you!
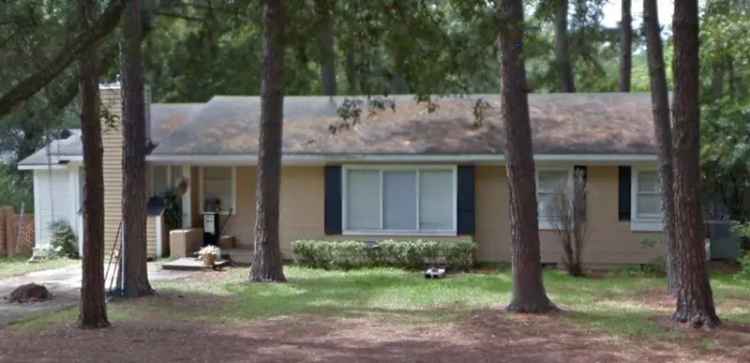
[{"left": 146, "top": 164, "right": 325, "bottom": 262}]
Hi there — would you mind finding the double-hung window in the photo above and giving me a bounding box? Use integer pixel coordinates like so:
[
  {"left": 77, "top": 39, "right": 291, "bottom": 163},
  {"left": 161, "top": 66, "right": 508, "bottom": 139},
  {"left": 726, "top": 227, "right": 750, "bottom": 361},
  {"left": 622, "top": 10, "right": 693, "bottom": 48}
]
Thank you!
[
  {"left": 631, "top": 169, "right": 662, "bottom": 230},
  {"left": 536, "top": 169, "right": 571, "bottom": 229},
  {"left": 343, "top": 166, "right": 457, "bottom": 235}
]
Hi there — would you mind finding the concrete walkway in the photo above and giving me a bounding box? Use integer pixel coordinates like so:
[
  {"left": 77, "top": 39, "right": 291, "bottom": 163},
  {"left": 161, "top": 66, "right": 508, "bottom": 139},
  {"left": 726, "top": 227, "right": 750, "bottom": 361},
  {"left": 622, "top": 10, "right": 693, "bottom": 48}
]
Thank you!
[{"left": 0, "top": 262, "right": 194, "bottom": 328}]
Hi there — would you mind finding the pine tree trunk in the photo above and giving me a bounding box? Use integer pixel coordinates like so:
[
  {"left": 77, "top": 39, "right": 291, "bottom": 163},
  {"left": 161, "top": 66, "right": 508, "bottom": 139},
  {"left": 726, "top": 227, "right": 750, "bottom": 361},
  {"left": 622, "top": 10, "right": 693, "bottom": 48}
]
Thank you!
[
  {"left": 619, "top": 0, "right": 632, "bottom": 92},
  {"left": 498, "top": 0, "right": 557, "bottom": 314},
  {"left": 671, "top": 0, "right": 720, "bottom": 329},
  {"left": 251, "top": 0, "right": 287, "bottom": 283},
  {"left": 554, "top": 0, "right": 575, "bottom": 93},
  {"left": 120, "top": 0, "right": 153, "bottom": 298},
  {"left": 643, "top": 0, "right": 679, "bottom": 294},
  {"left": 78, "top": 0, "right": 109, "bottom": 329},
  {"left": 314, "top": 0, "right": 336, "bottom": 96}
]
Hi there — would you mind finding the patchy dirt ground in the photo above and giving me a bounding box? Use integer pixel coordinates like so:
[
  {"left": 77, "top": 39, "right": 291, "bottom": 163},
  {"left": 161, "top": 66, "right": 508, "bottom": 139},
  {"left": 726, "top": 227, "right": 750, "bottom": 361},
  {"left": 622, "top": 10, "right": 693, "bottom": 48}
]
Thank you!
[{"left": 0, "top": 310, "right": 746, "bottom": 363}]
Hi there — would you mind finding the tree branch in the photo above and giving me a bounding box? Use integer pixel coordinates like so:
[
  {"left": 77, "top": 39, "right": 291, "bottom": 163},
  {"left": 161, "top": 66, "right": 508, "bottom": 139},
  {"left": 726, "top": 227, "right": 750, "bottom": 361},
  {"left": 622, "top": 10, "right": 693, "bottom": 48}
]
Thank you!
[{"left": 0, "top": 0, "right": 127, "bottom": 119}]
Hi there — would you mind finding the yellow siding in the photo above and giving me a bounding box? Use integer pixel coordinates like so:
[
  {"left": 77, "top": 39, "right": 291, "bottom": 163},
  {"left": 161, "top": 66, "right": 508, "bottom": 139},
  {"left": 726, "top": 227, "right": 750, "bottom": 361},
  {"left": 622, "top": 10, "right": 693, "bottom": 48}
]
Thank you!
[
  {"left": 538, "top": 166, "right": 663, "bottom": 265},
  {"left": 146, "top": 215, "right": 157, "bottom": 258},
  {"left": 185, "top": 164, "right": 664, "bottom": 265},
  {"left": 100, "top": 88, "right": 123, "bottom": 257},
  {"left": 222, "top": 166, "right": 256, "bottom": 248},
  {"left": 474, "top": 165, "right": 663, "bottom": 265}
]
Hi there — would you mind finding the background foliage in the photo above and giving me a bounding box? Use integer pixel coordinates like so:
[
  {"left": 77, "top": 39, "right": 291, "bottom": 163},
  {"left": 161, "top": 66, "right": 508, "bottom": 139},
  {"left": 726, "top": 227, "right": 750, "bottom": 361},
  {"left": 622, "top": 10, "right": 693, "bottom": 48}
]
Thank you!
[{"left": 0, "top": 0, "right": 748, "bottom": 221}]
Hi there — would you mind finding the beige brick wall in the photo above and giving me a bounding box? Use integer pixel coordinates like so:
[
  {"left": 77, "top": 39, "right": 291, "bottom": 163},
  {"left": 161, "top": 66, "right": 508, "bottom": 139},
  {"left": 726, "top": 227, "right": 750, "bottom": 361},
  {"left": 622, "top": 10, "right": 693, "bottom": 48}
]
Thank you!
[
  {"left": 186, "top": 164, "right": 664, "bottom": 265},
  {"left": 474, "top": 165, "right": 664, "bottom": 265}
]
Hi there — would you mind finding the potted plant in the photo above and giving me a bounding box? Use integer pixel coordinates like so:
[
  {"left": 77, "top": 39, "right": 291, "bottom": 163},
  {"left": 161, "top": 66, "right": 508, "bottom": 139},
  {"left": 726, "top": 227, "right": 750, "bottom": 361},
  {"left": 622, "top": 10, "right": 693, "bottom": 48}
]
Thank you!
[{"left": 198, "top": 245, "right": 221, "bottom": 267}]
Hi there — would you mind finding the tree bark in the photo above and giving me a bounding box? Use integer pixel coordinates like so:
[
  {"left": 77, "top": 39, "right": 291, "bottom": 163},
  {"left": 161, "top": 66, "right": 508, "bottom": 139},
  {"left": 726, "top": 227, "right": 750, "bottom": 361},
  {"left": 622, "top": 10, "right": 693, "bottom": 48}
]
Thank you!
[
  {"left": 120, "top": 0, "right": 153, "bottom": 298},
  {"left": 619, "top": 0, "right": 632, "bottom": 92},
  {"left": 78, "top": 0, "right": 109, "bottom": 329},
  {"left": 314, "top": 0, "right": 337, "bottom": 96},
  {"left": 554, "top": 0, "right": 575, "bottom": 93},
  {"left": 250, "top": 0, "right": 287, "bottom": 283},
  {"left": 0, "top": 0, "right": 126, "bottom": 119},
  {"left": 643, "top": 0, "right": 679, "bottom": 294},
  {"left": 498, "top": 0, "right": 557, "bottom": 314},
  {"left": 671, "top": 0, "right": 720, "bottom": 329}
]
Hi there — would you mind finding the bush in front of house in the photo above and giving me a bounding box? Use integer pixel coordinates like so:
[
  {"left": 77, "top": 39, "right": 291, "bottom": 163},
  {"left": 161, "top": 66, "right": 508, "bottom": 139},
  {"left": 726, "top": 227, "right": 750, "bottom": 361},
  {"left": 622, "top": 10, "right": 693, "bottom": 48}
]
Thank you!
[
  {"left": 292, "top": 239, "right": 477, "bottom": 271},
  {"left": 48, "top": 220, "right": 78, "bottom": 258}
]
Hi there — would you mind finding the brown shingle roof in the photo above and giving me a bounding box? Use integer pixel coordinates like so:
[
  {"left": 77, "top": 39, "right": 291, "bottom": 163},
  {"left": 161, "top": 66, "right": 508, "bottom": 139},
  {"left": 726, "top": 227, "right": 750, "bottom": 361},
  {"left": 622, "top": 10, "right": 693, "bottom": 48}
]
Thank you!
[
  {"left": 18, "top": 103, "right": 201, "bottom": 166},
  {"left": 150, "top": 93, "right": 657, "bottom": 156}
]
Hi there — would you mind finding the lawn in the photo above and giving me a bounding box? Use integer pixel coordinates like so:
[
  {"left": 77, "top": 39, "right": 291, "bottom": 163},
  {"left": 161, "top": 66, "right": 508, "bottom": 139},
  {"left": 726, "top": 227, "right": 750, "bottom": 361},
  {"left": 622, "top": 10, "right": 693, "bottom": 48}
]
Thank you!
[
  {"left": 0, "top": 257, "right": 79, "bottom": 279},
  {"left": 3, "top": 265, "right": 750, "bottom": 362}
]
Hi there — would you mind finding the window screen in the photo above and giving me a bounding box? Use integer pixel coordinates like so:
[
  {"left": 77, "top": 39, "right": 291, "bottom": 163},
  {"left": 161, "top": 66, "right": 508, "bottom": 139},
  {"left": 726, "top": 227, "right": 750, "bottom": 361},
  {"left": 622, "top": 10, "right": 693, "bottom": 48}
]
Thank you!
[
  {"left": 637, "top": 171, "right": 661, "bottom": 218},
  {"left": 537, "top": 170, "right": 569, "bottom": 220},
  {"left": 383, "top": 171, "right": 417, "bottom": 230},
  {"left": 419, "top": 170, "right": 453, "bottom": 230},
  {"left": 346, "top": 170, "right": 381, "bottom": 230}
]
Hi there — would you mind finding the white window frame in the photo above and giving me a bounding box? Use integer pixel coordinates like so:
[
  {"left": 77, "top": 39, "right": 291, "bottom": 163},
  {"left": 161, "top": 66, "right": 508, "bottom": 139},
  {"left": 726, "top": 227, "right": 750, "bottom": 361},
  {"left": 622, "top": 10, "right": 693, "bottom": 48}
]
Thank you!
[
  {"left": 341, "top": 164, "right": 458, "bottom": 236},
  {"left": 631, "top": 167, "right": 663, "bottom": 231},
  {"left": 199, "top": 166, "right": 237, "bottom": 215},
  {"left": 536, "top": 167, "right": 574, "bottom": 230}
]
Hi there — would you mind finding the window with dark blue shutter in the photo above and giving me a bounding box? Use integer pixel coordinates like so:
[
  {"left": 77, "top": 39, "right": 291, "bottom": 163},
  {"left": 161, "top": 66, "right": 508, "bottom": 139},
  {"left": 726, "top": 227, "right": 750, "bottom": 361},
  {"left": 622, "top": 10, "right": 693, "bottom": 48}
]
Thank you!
[
  {"left": 324, "top": 166, "right": 342, "bottom": 234},
  {"left": 618, "top": 166, "right": 632, "bottom": 221},
  {"left": 457, "top": 165, "right": 475, "bottom": 235}
]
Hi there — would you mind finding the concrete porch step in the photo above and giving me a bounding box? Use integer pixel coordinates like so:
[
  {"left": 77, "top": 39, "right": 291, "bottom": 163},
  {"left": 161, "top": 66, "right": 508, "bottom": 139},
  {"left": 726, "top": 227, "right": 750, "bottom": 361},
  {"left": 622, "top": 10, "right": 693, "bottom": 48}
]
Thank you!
[
  {"left": 222, "top": 248, "right": 253, "bottom": 265},
  {"left": 162, "top": 257, "right": 230, "bottom": 271}
]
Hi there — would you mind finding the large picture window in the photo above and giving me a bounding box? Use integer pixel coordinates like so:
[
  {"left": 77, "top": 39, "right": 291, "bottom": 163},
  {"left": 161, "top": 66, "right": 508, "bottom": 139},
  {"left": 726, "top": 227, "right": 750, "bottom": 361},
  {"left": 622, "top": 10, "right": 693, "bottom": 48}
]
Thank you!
[
  {"left": 343, "top": 166, "right": 456, "bottom": 235},
  {"left": 201, "top": 167, "right": 236, "bottom": 214}
]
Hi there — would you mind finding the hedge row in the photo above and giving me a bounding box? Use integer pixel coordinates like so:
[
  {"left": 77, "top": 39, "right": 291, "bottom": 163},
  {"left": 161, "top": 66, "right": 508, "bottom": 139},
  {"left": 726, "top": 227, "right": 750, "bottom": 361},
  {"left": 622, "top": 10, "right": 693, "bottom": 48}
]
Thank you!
[{"left": 291, "top": 239, "right": 477, "bottom": 270}]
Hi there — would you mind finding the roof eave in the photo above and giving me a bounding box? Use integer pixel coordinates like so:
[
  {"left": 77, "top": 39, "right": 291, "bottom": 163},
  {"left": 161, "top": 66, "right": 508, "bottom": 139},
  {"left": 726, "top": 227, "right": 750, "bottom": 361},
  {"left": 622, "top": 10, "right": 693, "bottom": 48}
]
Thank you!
[{"left": 145, "top": 153, "right": 658, "bottom": 166}]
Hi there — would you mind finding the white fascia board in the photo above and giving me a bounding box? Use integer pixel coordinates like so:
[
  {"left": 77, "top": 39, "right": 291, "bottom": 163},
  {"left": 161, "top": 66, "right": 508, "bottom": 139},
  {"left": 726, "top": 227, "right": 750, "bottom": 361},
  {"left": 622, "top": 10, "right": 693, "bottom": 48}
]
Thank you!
[
  {"left": 146, "top": 153, "right": 657, "bottom": 166},
  {"left": 18, "top": 164, "right": 69, "bottom": 171}
]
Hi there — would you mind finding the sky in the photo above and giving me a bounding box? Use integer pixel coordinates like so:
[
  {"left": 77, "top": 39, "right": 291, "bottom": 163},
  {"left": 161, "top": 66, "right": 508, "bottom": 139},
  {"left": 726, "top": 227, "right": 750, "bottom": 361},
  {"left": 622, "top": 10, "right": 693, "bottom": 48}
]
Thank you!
[{"left": 601, "top": 0, "right": 674, "bottom": 28}]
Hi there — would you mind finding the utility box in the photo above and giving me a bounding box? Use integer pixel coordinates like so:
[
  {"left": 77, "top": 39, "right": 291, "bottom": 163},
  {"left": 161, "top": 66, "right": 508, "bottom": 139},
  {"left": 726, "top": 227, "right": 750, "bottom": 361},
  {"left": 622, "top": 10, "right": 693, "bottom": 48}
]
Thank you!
[
  {"left": 203, "top": 212, "right": 220, "bottom": 246},
  {"left": 707, "top": 221, "right": 741, "bottom": 260}
]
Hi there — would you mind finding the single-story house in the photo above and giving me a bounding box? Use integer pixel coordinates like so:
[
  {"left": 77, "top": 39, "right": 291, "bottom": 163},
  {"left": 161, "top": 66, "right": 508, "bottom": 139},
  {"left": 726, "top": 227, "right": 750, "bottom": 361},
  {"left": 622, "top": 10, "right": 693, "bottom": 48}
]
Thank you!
[{"left": 18, "top": 84, "right": 666, "bottom": 266}]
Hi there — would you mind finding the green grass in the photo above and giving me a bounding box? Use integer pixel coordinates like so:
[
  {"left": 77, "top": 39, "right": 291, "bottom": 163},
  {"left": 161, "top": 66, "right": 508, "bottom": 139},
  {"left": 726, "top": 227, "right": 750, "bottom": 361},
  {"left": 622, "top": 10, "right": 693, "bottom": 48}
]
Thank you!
[
  {"left": 13, "top": 265, "right": 750, "bottom": 341},
  {"left": 0, "top": 257, "right": 78, "bottom": 279}
]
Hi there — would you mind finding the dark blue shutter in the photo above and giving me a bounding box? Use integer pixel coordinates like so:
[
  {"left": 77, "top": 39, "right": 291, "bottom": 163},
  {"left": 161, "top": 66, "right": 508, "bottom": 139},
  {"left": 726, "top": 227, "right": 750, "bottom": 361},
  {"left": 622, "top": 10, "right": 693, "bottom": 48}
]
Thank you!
[
  {"left": 457, "top": 165, "right": 475, "bottom": 235},
  {"left": 324, "top": 166, "right": 342, "bottom": 234},
  {"left": 618, "top": 166, "right": 631, "bottom": 221}
]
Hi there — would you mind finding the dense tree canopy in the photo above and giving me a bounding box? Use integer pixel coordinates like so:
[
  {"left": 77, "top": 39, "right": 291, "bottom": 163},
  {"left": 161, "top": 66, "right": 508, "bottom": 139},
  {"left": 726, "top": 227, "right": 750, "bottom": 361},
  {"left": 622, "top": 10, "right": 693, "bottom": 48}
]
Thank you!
[{"left": 0, "top": 0, "right": 749, "bottom": 221}]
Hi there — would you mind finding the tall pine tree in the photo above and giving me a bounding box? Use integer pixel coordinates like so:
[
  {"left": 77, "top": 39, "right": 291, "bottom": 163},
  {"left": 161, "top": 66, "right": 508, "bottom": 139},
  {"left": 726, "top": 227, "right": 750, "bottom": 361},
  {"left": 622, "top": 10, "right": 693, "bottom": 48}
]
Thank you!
[
  {"left": 671, "top": 0, "right": 720, "bottom": 328},
  {"left": 250, "top": 0, "right": 287, "bottom": 282},
  {"left": 498, "top": 0, "right": 557, "bottom": 314},
  {"left": 78, "top": 0, "right": 109, "bottom": 329},
  {"left": 120, "top": 0, "right": 153, "bottom": 297}
]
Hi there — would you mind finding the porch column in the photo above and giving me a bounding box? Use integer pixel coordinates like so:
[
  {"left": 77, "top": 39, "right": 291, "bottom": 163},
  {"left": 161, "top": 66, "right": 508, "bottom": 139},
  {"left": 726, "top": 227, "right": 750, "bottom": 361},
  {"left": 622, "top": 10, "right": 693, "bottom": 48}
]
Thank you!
[{"left": 182, "top": 165, "right": 192, "bottom": 228}]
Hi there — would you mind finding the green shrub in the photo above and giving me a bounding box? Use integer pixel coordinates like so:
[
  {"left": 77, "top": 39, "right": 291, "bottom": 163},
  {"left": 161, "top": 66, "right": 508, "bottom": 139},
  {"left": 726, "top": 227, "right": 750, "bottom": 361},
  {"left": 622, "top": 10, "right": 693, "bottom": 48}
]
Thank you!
[
  {"left": 48, "top": 220, "right": 78, "bottom": 258},
  {"left": 292, "top": 239, "right": 476, "bottom": 271},
  {"left": 736, "top": 253, "right": 750, "bottom": 280}
]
